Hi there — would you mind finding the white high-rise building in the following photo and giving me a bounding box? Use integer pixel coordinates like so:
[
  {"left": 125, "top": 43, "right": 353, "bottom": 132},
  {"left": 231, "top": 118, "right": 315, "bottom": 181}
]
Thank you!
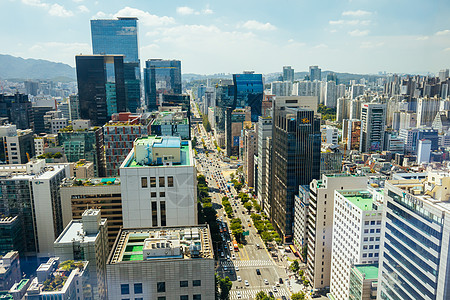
[
  {"left": 120, "top": 136, "right": 197, "bottom": 228},
  {"left": 324, "top": 81, "right": 337, "bottom": 108},
  {"left": 417, "top": 97, "right": 440, "bottom": 127},
  {"left": 306, "top": 174, "right": 368, "bottom": 290},
  {"left": 360, "top": 102, "right": 386, "bottom": 153},
  {"left": 321, "top": 125, "right": 339, "bottom": 145},
  {"left": 330, "top": 189, "right": 383, "bottom": 300},
  {"left": 351, "top": 84, "right": 365, "bottom": 99},
  {"left": 417, "top": 139, "right": 432, "bottom": 163},
  {"left": 271, "top": 81, "right": 293, "bottom": 96},
  {"left": 256, "top": 117, "right": 272, "bottom": 209}
]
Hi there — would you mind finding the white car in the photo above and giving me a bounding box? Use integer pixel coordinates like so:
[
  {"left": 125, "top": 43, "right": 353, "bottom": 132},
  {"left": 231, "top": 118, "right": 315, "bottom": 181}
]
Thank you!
[
  {"left": 237, "top": 276, "right": 241, "bottom": 282},
  {"left": 236, "top": 291, "right": 242, "bottom": 298},
  {"left": 231, "top": 254, "right": 236, "bottom": 260},
  {"left": 273, "top": 286, "right": 278, "bottom": 292},
  {"left": 235, "top": 266, "right": 239, "bottom": 271},
  {"left": 244, "top": 280, "right": 249, "bottom": 286},
  {"left": 264, "top": 279, "right": 269, "bottom": 285}
]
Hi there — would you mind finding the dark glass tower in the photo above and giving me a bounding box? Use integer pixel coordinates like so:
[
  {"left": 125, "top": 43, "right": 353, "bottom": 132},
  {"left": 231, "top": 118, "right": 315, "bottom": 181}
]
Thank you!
[
  {"left": 76, "top": 55, "right": 126, "bottom": 126},
  {"left": 144, "top": 59, "right": 182, "bottom": 111},
  {"left": 271, "top": 106, "right": 321, "bottom": 242},
  {"left": 233, "top": 73, "right": 263, "bottom": 122},
  {"left": 91, "top": 18, "right": 141, "bottom": 113}
]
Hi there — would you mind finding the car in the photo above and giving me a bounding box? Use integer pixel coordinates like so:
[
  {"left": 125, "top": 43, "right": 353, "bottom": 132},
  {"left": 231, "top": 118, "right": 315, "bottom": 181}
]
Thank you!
[
  {"left": 279, "top": 278, "right": 283, "bottom": 284},
  {"left": 236, "top": 291, "right": 242, "bottom": 299},
  {"left": 281, "top": 296, "right": 287, "bottom": 300},
  {"left": 232, "top": 254, "right": 236, "bottom": 260},
  {"left": 244, "top": 280, "right": 249, "bottom": 286},
  {"left": 256, "top": 244, "right": 260, "bottom": 249},
  {"left": 227, "top": 255, "right": 230, "bottom": 260},
  {"left": 223, "top": 266, "right": 227, "bottom": 271},
  {"left": 256, "top": 269, "right": 261, "bottom": 275},
  {"left": 235, "top": 266, "right": 239, "bottom": 271},
  {"left": 273, "top": 286, "right": 278, "bottom": 292},
  {"left": 264, "top": 279, "right": 269, "bottom": 285},
  {"left": 237, "top": 276, "right": 241, "bottom": 282}
]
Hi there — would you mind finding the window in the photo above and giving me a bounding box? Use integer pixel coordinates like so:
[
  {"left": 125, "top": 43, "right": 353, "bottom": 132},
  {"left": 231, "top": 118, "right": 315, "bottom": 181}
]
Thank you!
[
  {"left": 377, "top": 220, "right": 382, "bottom": 225},
  {"left": 141, "top": 177, "right": 148, "bottom": 188},
  {"left": 180, "top": 296, "right": 188, "bottom": 300},
  {"left": 369, "top": 245, "right": 374, "bottom": 249},
  {"left": 362, "top": 254, "right": 367, "bottom": 258},
  {"left": 363, "top": 237, "right": 368, "bottom": 241},
  {"left": 369, "top": 237, "right": 374, "bottom": 241},
  {"left": 375, "top": 253, "right": 379, "bottom": 257},
  {"left": 180, "top": 281, "right": 188, "bottom": 287},
  {"left": 193, "top": 280, "right": 201, "bottom": 287},
  {"left": 160, "top": 202, "right": 166, "bottom": 227},
  {"left": 151, "top": 192, "right": 157, "bottom": 198},
  {"left": 160, "top": 192, "right": 165, "bottom": 197},
  {"left": 152, "top": 202, "right": 158, "bottom": 226},
  {"left": 157, "top": 282, "right": 165, "bottom": 293},
  {"left": 157, "top": 297, "right": 166, "bottom": 300},
  {"left": 375, "top": 245, "right": 379, "bottom": 249},
  {"left": 121, "top": 284, "right": 130, "bottom": 295},
  {"left": 364, "top": 229, "right": 369, "bottom": 233},
  {"left": 365, "top": 221, "right": 369, "bottom": 225},
  {"left": 193, "top": 295, "right": 201, "bottom": 300},
  {"left": 371, "top": 221, "right": 375, "bottom": 225},
  {"left": 159, "top": 177, "right": 165, "bottom": 187},
  {"left": 134, "top": 283, "right": 143, "bottom": 294},
  {"left": 369, "top": 253, "right": 373, "bottom": 257},
  {"left": 376, "top": 229, "right": 381, "bottom": 233},
  {"left": 150, "top": 177, "right": 156, "bottom": 187},
  {"left": 168, "top": 176, "right": 174, "bottom": 187}
]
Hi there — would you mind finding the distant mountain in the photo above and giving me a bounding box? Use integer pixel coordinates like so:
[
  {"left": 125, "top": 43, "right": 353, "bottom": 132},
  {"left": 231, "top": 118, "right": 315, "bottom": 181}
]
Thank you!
[{"left": 0, "top": 54, "right": 76, "bottom": 81}]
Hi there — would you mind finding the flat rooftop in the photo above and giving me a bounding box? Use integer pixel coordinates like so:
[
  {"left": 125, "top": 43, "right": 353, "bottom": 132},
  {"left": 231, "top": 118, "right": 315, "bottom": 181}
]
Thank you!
[
  {"left": 338, "top": 190, "right": 375, "bottom": 211},
  {"left": 54, "top": 219, "right": 106, "bottom": 244},
  {"left": 108, "top": 225, "right": 213, "bottom": 264},
  {"left": 353, "top": 264, "right": 379, "bottom": 280}
]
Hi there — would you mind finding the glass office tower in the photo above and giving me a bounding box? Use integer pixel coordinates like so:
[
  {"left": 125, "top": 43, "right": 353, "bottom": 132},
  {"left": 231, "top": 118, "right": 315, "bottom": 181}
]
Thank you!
[
  {"left": 271, "top": 107, "right": 321, "bottom": 242},
  {"left": 76, "top": 55, "right": 126, "bottom": 126},
  {"left": 144, "top": 59, "right": 182, "bottom": 111},
  {"left": 91, "top": 18, "right": 141, "bottom": 113},
  {"left": 233, "top": 73, "right": 263, "bottom": 122}
]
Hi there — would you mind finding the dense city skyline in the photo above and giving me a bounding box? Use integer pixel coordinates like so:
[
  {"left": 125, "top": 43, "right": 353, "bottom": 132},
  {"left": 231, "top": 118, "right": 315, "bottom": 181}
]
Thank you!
[{"left": 2, "top": 0, "right": 450, "bottom": 74}]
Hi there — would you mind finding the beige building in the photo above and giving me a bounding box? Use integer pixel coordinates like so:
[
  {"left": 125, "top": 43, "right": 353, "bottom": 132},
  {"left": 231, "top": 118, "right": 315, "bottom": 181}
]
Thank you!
[
  {"left": 70, "top": 159, "right": 95, "bottom": 178},
  {"left": 106, "top": 225, "right": 214, "bottom": 300},
  {"left": 60, "top": 177, "right": 122, "bottom": 246},
  {"left": 306, "top": 174, "right": 367, "bottom": 291}
]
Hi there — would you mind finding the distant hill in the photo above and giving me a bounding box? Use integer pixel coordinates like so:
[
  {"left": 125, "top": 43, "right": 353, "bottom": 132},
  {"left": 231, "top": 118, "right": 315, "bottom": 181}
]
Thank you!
[{"left": 0, "top": 54, "right": 76, "bottom": 80}]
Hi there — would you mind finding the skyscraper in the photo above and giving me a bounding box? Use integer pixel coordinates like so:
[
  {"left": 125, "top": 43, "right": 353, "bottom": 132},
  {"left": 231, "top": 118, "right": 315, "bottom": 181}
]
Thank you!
[
  {"left": 76, "top": 55, "right": 127, "bottom": 126},
  {"left": 283, "top": 66, "right": 294, "bottom": 82},
  {"left": 91, "top": 17, "right": 141, "bottom": 113},
  {"left": 144, "top": 59, "right": 182, "bottom": 111},
  {"left": 233, "top": 72, "right": 264, "bottom": 122},
  {"left": 309, "top": 65, "right": 321, "bottom": 81},
  {"left": 271, "top": 103, "right": 321, "bottom": 242},
  {"left": 360, "top": 102, "right": 386, "bottom": 153}
]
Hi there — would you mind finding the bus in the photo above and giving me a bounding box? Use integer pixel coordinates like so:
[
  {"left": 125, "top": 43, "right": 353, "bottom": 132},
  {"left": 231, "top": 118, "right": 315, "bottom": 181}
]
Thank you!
[
  {"left": 233, "top": 240, "right": 239, "bottom": 252},
  {"left": 290, "top": 245, "right": 298, "bottom": 257}
]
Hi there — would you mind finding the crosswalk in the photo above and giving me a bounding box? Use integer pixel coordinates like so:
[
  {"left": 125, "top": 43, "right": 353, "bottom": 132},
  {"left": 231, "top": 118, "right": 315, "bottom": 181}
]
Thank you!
[
  {"left": 221, "top": 260, "right": 274, "bottom": 268},
  {"left": 229, "top": 288, "right": 290, "bottom": 299}
]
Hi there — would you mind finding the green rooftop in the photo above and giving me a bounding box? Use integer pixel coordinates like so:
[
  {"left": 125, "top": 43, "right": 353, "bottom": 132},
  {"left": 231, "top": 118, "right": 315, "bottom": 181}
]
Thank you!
[
  {"left": 16, "top": 279, "right": 29, "bottom": 290},
  {"left": 341, "top": 191, "right": 374, "bottom": 211},
  {"left": 354, "top": 264, "right": 379, "bottom": 280}
]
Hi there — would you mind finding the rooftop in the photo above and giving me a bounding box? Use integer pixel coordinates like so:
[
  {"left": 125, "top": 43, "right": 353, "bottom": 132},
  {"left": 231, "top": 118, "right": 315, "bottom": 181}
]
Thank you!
[
  {"left": 54, "top": 218, "right": 106, "bottom": 244},
  {"left": 0, "top": 216, "right": 18, "bottom": 224},
  {"left": 338, "top": 190, "right": 375, "bottom": 211},
  {"left": 108, "top": 225, "right": 213, "bottom": 264},
  {"left": 353, "top": 264, "right": 379, "bottom": 280}
]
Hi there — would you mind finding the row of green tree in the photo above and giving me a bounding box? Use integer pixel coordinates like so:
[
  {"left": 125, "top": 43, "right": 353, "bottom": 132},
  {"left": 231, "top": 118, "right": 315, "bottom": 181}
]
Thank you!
[
  {"left": 202, "top": 114, "right": 211, "bottom": 132},
  {"left": 221, "top": 196, "right": 234, "bottom": 218},
  {"left": 318, "top": 104, "right": 336, "bottom": 121},
  {"left": 196, "top": 175, "right": 220, "bottom": 244},
  {"left": 255, "top": 291, "right": 305, "bottom": 300},
  {"left": 250, "top": 213, "right": 282, "bottom": 245},
  {"left": 290, "top": 261, "right": 310, "bottom": 286}
]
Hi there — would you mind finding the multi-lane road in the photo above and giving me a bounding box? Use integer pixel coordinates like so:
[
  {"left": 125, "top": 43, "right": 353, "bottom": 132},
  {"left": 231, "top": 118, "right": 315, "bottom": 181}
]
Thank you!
[{"left": 192, "top": 102, "right": 291, "bottom": 300}]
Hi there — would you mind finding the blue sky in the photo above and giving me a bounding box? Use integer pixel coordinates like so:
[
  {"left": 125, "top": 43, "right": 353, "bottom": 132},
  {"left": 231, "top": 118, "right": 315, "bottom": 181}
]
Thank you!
[{"left": 1, "top": 0, "right": 450, "bottom": 74}]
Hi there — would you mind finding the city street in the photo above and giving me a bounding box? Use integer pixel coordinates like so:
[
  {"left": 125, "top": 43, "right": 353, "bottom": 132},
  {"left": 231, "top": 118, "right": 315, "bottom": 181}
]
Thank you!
[{"left": 192, "top": 102, "right": 292, "bottom": 299}]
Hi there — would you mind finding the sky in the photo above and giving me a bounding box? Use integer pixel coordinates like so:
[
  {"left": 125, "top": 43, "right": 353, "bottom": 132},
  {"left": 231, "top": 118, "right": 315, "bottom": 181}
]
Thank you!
[{"left": 1, "top": 0, "right": 450, "bottom": 75}]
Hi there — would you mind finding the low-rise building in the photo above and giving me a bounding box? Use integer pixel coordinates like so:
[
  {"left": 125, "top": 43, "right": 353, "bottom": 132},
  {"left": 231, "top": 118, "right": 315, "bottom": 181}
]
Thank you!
[
  {"left": 106, "top": 225, "right": 214, "bottom": 300},
  {"left": 0, "top": 217, "right": 24, "bottom": 255},
  {"left": 54, "top": 209, "right": 108, "bottom": 300},
  {"left": 70, "top": 159, "right": 95, "bottom": 178},
  {"left": 348, "top": 264, "right": 378, "bottom": 300},
  {"left": 25, "top": 258, "right": 91, "bottom": 300},
  {"left": 0, "top": 251, "right": 21, "bottom": 292}
]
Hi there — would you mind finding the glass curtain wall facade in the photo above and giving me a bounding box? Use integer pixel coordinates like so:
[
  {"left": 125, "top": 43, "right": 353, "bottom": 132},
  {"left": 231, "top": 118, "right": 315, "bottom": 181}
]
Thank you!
[
  {"left": 76, "top": 55, "right": 126, "bottom": 126},
  {"left": 144, "top": 59, "right": 182, "bottom": 111},
  {"left": 233, "top": 73, "right": 263, "bottom": 122},
  {"left": 271, "top": 107, "right": 321, "bottom": 242},
  {"left": 91, "top": 18, "right": 141, "bottom": 113}
]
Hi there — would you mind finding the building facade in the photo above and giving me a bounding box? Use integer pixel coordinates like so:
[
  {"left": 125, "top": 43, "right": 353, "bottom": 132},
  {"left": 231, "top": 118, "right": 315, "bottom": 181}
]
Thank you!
[{"left": 360, "top": 103, "right": 386, "bottom": 153}]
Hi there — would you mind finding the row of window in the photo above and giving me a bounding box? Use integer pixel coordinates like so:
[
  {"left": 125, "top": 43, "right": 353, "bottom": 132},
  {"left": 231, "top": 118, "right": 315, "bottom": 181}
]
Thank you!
[
  {"left": 141, "top": 176, "right": 174, "bottom": 188},
  {"left": 121, "top": 281, "right": 202, "bottom": 295},
  {"left": 364, "top": 220, "right": 382, "bottom": 226}
]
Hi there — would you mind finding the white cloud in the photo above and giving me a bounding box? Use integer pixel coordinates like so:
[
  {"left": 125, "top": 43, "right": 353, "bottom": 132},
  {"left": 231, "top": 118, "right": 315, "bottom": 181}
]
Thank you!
[
  {"left": 176, "top": 6, "right": 195, "bottom": 15},
  {"left": 436, "top": 29, "right": 450, "bottom": 36},
  {"left": 329, "top": 19, "right": 370, "bottom": 26},
  {"left": 202, "top": 8, "right": 213, "bottom": 15},
  {"left": 241, "top": 20, "right": 276, "bottom": 31},
  {"left": 349, "top": 29, "right": 369, "bottom": 37},
  {"left": 48, "top": 3, "right": 73, "bottom": 17},
  {"left": 113, "top": 7, "right": 175, "bottom": 27},
  {"left": 416, "top": 36, "right": 429, "bottom": 41},
  {"left": 360, "top": 41, "right": 384, "bottom": 48},
  {"left": 22, "top": 0, "right": 48, "bottom": 8},
  {"left": 313, "top": 43, "right": 328, "bottom": 49},
  {"left": 78, "top": 5, "right": 89, "bottom": 13},
  {"left": 342, "top": 10, "right": 372, "bottom": 17}
]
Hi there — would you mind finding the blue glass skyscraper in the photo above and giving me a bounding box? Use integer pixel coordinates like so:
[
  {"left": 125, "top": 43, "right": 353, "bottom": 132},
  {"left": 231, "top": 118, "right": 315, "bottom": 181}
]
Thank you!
[
  {"left": 233, "top": 72, "right": 263, "bottom": 122},
  {"left": 91, "top": 17, "right": 141, "bottom": 113}
]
